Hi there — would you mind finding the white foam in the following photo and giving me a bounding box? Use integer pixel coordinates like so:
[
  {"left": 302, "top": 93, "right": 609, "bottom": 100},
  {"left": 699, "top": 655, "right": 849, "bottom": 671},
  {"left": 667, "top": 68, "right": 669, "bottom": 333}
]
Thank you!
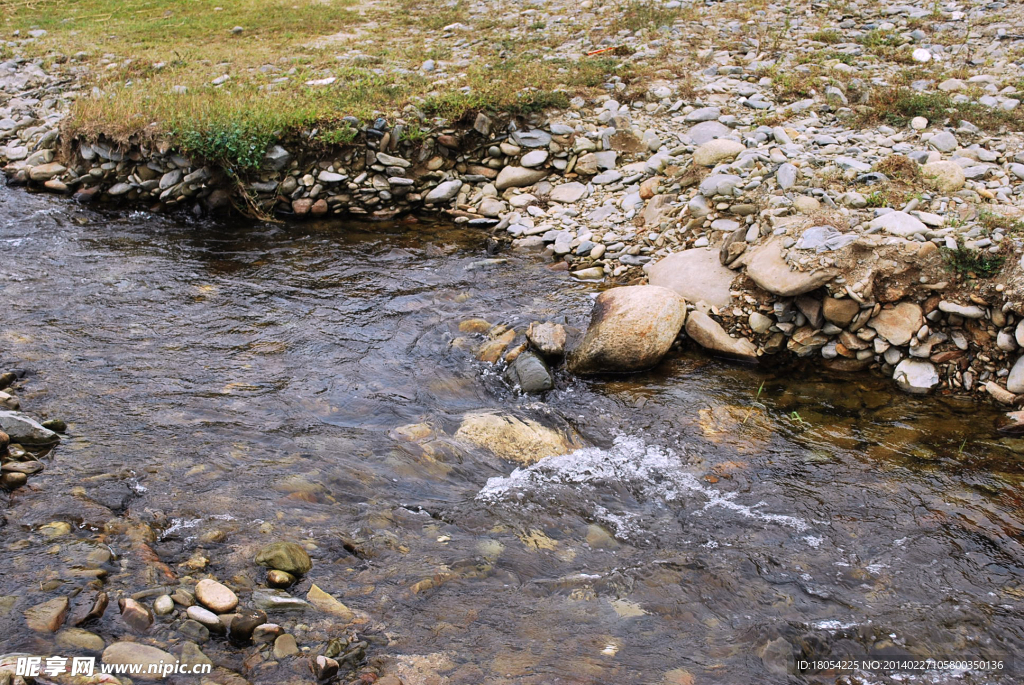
[{"left": 477, "top": 434, "right": 811, "bottom": 538}]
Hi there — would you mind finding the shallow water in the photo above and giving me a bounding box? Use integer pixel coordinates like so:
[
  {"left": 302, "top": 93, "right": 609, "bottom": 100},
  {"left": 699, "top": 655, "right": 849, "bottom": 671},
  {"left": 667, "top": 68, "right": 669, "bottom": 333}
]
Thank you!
[{"left": 2, "top": 183, "right": 1024, "bottom": 684}]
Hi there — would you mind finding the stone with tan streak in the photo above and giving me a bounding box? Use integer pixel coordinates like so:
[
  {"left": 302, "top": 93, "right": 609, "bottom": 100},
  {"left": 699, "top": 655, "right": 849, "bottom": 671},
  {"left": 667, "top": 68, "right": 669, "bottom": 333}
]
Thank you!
[
  {"left": 567, "top": 286, "right": 687, "bottom": 375},
  {"left": 454, "top": 411, "right": 583, "bottom": 464}
]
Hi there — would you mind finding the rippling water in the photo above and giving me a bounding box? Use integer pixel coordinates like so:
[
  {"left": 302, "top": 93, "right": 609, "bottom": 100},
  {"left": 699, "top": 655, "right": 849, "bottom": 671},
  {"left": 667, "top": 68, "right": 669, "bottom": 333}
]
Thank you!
[{"left": 1, "top": 183, "right": 1023, "bottom": 684}]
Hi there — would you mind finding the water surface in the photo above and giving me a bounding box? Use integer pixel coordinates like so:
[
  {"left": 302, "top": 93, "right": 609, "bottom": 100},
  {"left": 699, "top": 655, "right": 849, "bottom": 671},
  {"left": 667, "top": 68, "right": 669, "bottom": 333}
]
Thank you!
[{"left": 1, "top": 184, "right": 1022, "bottom": 684}]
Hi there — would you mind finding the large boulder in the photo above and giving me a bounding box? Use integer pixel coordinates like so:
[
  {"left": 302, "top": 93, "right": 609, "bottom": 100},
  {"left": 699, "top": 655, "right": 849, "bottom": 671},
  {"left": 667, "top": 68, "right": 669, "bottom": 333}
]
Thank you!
[
  {"left": 893, "top": 359, "right": 940, "bottom": 394},
  {"left": 921, "top": 160, "right": 966, "bottom": 193},
  {"left": 567, "top": 286, "right": 687, "bottom": 375},
  {"left": 684, "top": 311, "right": 757, "bottom": 362},
  {"left": 454, "top": 411, "right": 583, "bottom": 464},
  {"left": 869, "top": 302, "right": 923, "bottom": 346},
  {"left": 648, "top": 248, "right": 736, "bottom": 308},
  {"left": 0, "top": 410, "right": 59, "bottom": 444},
  {"left": 743, "top": 238, "right": 837, "bottom": 297}
]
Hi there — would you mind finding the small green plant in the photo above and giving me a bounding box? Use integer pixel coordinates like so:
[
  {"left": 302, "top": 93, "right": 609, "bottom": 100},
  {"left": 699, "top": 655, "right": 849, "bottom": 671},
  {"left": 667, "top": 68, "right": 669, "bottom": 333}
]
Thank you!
[
  {"left": 789, "top": 411, "right": 810, "bottom": 426},
  {"left": 318, "top": 125, "right": 359, "bottom": 146},
  {"left": 939, "top": 247, "right": 1005, "bottom": 279},
  {"left": 864, "top": 191, "right": 888, "bottom": 208},
  {"left": 742, "top": 381, "right": 766, "bottom": 425},
  {"left": 173, "top": 122, "right": 274, "bottom": 172}
]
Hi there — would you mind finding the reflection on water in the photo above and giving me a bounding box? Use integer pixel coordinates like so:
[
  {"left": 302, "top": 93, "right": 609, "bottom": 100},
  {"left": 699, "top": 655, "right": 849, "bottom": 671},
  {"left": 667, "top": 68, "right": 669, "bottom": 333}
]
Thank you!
[{"left": 1, "top": 184, "right": 1023, "bottom": 684}]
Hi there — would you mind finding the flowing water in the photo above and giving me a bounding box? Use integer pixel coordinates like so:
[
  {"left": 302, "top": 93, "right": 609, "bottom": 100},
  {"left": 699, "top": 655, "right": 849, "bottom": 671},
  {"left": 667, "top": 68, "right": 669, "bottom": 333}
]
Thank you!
[{"left": 2, "top": 182, "right": 1024, "bottom": 684}]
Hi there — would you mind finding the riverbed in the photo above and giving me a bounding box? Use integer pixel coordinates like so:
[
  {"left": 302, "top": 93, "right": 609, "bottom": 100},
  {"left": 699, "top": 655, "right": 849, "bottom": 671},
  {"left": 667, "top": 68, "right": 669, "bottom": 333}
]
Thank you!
[{"left": 2, "top": 183, "right": 1023, "bottom": 684}]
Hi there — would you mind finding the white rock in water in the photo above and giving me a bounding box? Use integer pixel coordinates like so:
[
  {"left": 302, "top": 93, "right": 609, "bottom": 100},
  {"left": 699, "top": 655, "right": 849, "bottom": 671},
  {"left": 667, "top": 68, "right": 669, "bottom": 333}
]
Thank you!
[
  {"left": 893, "top": 359, "right": 940, "bottom": 394},
  {"left": 912, "top": 48, "right": 932, "bottom": 63}
]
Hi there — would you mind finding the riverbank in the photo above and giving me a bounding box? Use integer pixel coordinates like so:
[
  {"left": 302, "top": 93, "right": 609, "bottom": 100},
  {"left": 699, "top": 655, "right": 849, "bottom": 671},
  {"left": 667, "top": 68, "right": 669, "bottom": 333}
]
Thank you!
[{"left": 4, "top": 0, "right": 1024, "bottom": 410}]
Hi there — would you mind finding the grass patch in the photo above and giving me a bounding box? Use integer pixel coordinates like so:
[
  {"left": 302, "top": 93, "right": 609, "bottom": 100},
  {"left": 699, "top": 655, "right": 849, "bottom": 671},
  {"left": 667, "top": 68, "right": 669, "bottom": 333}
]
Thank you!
[
  {"left": 874, "top": 154, "right": 920, "bottom": 182},
  {"left": 612, "top": 1, "right": 689, "bottom": 32},
  {"left": 940, "top": 247, "right": 1005, "bottom": 279},
  {"left": 859, "top": 87, "right": 1024, "bottom": 131},
  {"left": 5, "top": 0, "right": 652, "bottom": 166},
  {"left": 978, "top": 209, "right": 1024, "bottom": 235},
  {"left": 808, "top": 29, "right": 843, "bottom": 44}
]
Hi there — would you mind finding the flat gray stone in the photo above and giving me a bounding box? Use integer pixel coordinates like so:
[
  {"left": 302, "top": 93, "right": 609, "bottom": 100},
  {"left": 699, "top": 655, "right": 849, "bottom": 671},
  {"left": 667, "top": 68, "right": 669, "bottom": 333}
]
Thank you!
[
  {"left": 0, "top": 410, "right": 59, "bottom": 444},
  {"left": 648, "top": 248, "right": 735, "bottom": 308}
]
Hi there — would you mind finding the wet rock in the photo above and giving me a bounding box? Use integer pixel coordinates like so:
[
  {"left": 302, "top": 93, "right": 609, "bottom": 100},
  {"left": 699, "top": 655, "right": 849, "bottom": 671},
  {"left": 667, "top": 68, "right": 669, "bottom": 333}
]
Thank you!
[
  {"left": 267, "top": 569, "right": 295, "bottom": 588},
  {"left": 255, "top": 541, "right": 312, "bottom": 575},
  {"left": 568, "top": 285, "right": 687, "bottom": 375},
  {"left": 307, "top": 584, "right": 354, "bottom": 621},
  {"left": 274, "top": 633, "right": 300, "bottom": 658},
  {"left": 119, "top": 597, "right": 153, "bottom": 632},
  {"left": 313, "top": 655, "right": 340, "bottom": 683},
  {"left": 180, "top": 641, "right": 213, "bottom": 669},
  {"left": 685, "top": 311, "right": 757, "bottom": 362},
  {"left": 0, "top": 410, "right": 59, "bottom": 444},
  {"left": 648, "top": 248, "right": 735, "bottom": 308},
  {"left": 893, "top": 359, "right": 940, "bottom": 394},
  {"left": 253, "top": 588, "right": 311, "bottom": 613},
  {"left": 869, "top": 303, "right": 924, "bottom": 346},
  {"left": 24, "top": 596, "right": 69, "bottom": 632},
  {"left": 504, "top": 351, "right": 554, "bottom": 393},
  {"left": 179, "top": 619, "right": 210, "bottom": 643},
  {"left": 454, "top": 411, "right": 583, "bottom": 465},
  {"left": 253, "top": 623, "right": 283, "bottom": 643},
  {"left": 996, "top": 411, "right": 1024, "bottom": 435},
  {"left": 56, "top": 627, "right": 105, "bottom": 652},
  {"left": 195, "top": 578, "right": 238, "bottom": 613},
  {"left": 153, "top": 594, "right": 174, "bottom": 615},
  {"left": 186, "top": 605, "right": 225, "bottom": 633},
  {"left": 526, "top": 322, "right": 566, "bottom": 358},
  {"left": 102, "top": 642, "right": 176, "bottom": 680},
  {"left": 744, "top": 238, "right": 837, "bottom": 297},
  {"left": 229, "top": 608, "right": 267, "bottom": 644},
  {"left": 40, "top": 418, "right": 66, "bottom": 432},
  {"left": 68, "top": 590, "right": 108, "bottom": 626},
  {"left": 476, "top": 329, "right": 516, "bottom": 363}
]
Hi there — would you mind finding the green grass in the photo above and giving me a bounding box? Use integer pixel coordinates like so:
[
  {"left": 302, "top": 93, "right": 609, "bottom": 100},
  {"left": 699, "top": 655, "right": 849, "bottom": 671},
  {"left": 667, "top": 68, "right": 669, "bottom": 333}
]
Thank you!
[
  {"left": 3, "top": 0, "right": 651, "bottom": 169},
  {"left": 940, "top": 247, "right": 1005, "bottom": 279},
  {"left": 860, "top": 87, "right": 1024, "bottom": 131}
]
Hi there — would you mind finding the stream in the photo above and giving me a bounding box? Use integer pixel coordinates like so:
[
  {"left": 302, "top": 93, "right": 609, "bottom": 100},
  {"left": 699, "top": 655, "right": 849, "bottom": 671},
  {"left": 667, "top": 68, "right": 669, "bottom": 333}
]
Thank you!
[{"left": 2, "top": 183, "right": 1024, "bottom": 684}]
